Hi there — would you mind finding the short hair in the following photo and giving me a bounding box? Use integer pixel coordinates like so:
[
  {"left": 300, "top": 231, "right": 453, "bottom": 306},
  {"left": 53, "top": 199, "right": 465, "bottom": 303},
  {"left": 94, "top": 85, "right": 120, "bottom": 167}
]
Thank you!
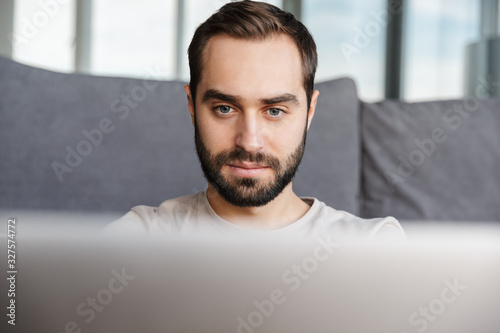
[{"left": 187, "top": 0, "right": 318, "bottom": 109}]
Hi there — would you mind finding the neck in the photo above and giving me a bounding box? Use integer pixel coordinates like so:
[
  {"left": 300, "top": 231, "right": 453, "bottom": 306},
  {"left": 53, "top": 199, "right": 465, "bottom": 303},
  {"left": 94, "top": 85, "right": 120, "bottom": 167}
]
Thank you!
[{"left": 206, "top": 183, "right": 311, "bottom": 230}]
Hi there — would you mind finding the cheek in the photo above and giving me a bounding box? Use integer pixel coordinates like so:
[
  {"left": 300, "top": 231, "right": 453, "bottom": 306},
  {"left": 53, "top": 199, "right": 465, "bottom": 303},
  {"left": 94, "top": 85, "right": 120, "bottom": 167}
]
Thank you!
[
  {"left": 196, "top": 112, "right": 233, "bottom": 151},
  {"left": 267, "top": 119, "right": 306, "bottom": 152}
]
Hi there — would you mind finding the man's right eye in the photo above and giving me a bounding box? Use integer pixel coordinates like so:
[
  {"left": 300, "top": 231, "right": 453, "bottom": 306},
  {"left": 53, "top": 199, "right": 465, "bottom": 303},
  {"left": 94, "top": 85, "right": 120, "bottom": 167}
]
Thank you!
[{"left": 215, "top": 105, "right": 233, "bottom": 114}]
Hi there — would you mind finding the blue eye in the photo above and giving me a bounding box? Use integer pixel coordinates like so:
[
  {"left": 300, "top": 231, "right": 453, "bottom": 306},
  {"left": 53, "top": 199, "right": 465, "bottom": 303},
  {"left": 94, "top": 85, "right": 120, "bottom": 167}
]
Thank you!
[
  {"left": 216, "top": 105, "right": 232, "bottom": 114},
  {"left": 267, "top": 108, "right": 283, "bottom": 117}
]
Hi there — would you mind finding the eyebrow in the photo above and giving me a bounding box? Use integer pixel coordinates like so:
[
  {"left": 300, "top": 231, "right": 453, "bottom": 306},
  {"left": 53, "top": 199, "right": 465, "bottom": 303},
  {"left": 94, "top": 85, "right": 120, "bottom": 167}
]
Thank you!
[
  {"left": 202, "top": 89, "right": 241, "bottom": 104},
  {"left": 201, "top": 89, "right": 300, "bottom": 107},
  {"left": 260, "top": 94, "right": 300, "bottom": 106}
]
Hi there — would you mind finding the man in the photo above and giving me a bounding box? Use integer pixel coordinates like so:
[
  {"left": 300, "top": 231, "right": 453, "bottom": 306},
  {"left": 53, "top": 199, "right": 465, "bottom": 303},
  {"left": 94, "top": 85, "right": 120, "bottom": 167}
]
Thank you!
[{"left": 107, "top": 0, "right": 404, "bottom": 239}]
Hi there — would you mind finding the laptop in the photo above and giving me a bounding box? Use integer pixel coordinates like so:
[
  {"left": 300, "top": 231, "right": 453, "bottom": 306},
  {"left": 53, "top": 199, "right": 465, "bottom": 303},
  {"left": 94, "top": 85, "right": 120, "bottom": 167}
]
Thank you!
[{"left": 1, "top": 213, "right": 499, "bottom": 333}]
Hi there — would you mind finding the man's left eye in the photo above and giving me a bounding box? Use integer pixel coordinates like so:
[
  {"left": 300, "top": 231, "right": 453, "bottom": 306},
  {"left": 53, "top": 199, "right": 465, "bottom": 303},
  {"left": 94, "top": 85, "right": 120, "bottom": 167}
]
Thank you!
[{"left": 267, "top": 108, "right": 283, "bottom": 117}]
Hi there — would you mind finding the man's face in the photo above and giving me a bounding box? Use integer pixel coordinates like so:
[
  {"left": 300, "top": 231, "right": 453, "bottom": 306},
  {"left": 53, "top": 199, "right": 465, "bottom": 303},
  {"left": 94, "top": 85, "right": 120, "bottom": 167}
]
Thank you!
[{"left": 186, "top": 34, "right": 317, "bottom": 207}]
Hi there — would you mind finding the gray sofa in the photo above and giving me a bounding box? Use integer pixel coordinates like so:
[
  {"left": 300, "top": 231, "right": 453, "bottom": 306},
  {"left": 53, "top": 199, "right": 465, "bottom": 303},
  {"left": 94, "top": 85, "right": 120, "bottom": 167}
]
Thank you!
[{"left": 1, "top": 56, "right": 499, "bottom": 226}]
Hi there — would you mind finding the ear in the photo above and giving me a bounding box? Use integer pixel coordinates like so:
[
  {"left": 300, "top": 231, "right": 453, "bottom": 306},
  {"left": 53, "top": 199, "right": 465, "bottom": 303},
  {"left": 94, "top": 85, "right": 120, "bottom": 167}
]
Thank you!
[
  {"left": 184, "top": 84, "right": 195, "bottom": 126},
  {"left": 306, "top": 90, "right": 320, "bottom": 131}
]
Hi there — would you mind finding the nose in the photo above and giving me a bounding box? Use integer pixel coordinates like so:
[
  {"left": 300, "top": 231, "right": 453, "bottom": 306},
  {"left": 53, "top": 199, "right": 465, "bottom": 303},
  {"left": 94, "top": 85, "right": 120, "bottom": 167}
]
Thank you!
[{"left": 234, "top": 113, "right": 264, "bottom": 153}]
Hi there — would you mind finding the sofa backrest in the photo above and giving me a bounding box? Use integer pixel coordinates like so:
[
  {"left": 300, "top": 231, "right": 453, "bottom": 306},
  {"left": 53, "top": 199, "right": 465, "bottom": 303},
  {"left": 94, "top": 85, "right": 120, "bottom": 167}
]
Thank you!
[
  {"left": 361, "top": 98, "right": 500, "bottom": 221},
  {"left": 0, "top": 57, "right": 204, "bottom": 213},
  {"left": 0, "top": 57, "right": 361, "bottom": 215},
  {"left": 295, "top": 78, "right": 360, "bottom": 215}
]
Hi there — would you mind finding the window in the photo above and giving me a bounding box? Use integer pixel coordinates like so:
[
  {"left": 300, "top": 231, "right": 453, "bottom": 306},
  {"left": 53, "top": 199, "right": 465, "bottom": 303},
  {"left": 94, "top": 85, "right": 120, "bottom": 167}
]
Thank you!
[
  {"left": 303, "top": 0, "right": 387, "bottom": 101},
  {"left": 91, "top": 0, "right": 176, "bottom": 79},
  {"left": 403, "top": 0, "right": 480, "bottom": 101},
  {"left": 8, "top": 0, "right": 489, "bottom": 102},
  {"left": 12, "top": 0, "right": 75, "bottom": 73}
]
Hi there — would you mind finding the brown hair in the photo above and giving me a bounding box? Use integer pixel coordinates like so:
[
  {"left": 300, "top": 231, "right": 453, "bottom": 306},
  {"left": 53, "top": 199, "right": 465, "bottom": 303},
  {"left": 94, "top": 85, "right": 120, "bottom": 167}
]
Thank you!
[{"left": 187, "top": 0, "right": 317, "bottom": 109}]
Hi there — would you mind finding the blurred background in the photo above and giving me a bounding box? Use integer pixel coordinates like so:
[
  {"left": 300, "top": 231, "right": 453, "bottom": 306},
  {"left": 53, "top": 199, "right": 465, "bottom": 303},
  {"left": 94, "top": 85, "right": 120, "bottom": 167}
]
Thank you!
[{"left": 0, "top": 0, "right": 498, "bottom": 102}]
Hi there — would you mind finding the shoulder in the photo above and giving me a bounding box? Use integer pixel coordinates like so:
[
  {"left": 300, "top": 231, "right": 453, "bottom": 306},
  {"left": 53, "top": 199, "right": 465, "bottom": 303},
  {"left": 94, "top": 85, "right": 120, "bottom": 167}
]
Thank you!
[
  {"left": 100, "top": 192, "right": 205, "bottom": 236},
  {"left": 99, "top": 206, "right": 153, "bottom": 237},
  {"left": 311, "top": 200, "right": 406, "bottom": 241}
]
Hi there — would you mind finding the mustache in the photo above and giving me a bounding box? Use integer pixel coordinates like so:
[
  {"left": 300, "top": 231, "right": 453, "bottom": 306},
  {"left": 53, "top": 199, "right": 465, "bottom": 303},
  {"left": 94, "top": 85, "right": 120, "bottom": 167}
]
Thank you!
[{"left": 215, "top": 148, "right": 281, "bottom": 170}]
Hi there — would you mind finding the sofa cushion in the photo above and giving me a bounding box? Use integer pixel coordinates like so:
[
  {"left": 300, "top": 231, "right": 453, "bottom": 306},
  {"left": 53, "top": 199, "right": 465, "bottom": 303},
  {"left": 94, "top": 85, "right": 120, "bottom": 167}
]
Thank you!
[
  {"left": 0, "top": 57, "right": 361, "bottom": 214},
  {"left": 361, "top": 98, "right": 500, "bottom": 221},
  {"left": 295, "top": 78, "right": 360, "bottom": 215},
  {"left": 0, "top": 57, "right": 206, "bottom": 212}
]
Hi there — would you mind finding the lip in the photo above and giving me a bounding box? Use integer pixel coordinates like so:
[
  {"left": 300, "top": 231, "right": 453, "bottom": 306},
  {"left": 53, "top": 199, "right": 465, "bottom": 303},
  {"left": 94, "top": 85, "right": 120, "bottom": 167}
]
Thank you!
[
  {"left": 228, "top": 161, "right": 268, "bottom": 169},
  {"left": 226, "top": 162, "right": 269, "bottom": 177}
]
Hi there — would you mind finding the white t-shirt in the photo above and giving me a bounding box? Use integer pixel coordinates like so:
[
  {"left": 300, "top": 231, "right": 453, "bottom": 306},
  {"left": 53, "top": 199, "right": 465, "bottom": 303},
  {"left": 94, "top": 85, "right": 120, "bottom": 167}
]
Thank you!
[{"left": 104, "top": 191, "right": 405, "bottom": 242}]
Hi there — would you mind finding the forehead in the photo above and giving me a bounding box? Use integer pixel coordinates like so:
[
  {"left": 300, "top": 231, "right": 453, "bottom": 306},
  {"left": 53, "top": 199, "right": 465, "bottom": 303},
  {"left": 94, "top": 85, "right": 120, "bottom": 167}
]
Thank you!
[{"left": 199, "top": 34, "right": 304, "bottom": 101}]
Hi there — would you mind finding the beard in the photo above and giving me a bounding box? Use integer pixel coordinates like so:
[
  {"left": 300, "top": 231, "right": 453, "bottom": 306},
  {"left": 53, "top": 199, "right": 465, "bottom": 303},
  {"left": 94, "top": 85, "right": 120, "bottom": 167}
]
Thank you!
[{"left": 194, "top": 118, "right": 307, "bottom": 208}]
